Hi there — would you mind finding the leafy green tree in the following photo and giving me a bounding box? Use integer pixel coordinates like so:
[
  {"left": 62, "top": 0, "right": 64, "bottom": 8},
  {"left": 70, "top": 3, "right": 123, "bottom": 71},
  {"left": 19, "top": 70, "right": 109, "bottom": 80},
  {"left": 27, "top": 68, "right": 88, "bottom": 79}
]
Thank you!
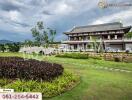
[
  {"left": 7, "top": 43, "right": 20, "bottom": 52},
  {"left": 0, "top": 44, "right": 6, "bottom": 52},
  {"left": 125, "top": 32, "right": 132, "bottom": 39},
  {"left": 24, "top": 40, "right": 33, "bottom": 47},
  {"left": 33, "top": 41, "right": 41, "bottom": 46},
  {"left": 48, "top": 28, "right": 56, "bottom": 43},
  {"left": 43, "top": 30, "right": 49, "bottom": 47},
  {"left": 90, "top": 36, "right": 104, "bottom": 53},
  {"left": 31, "top": 21, "right": 57, "bottom": 47}
]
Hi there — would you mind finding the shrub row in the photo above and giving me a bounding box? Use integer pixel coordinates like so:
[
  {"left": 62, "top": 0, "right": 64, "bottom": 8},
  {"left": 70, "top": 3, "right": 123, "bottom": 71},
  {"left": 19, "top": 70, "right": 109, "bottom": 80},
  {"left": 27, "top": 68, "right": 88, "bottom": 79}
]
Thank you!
[
  {"left": 3, "top": 71, "right": 80, "bottom": 98},
  {"left": 0, "top": 57, "right": 64, "bottom": 81},
  {"left": 56, "top": 53, "right": 89, "bottom": 59},
  {"left": 89, "top": 56, "right": 102, "bottom": 60}
]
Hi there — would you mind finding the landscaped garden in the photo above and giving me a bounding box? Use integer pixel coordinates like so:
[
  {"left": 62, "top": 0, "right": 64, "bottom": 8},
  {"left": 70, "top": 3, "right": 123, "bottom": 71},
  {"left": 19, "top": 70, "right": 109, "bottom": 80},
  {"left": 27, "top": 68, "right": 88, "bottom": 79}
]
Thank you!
[
  {"left": 0, "top": 52, "right": 132, "bottom": 100},
  {"left": 0, "top": 53, "right": 80, "bottom": 98}
]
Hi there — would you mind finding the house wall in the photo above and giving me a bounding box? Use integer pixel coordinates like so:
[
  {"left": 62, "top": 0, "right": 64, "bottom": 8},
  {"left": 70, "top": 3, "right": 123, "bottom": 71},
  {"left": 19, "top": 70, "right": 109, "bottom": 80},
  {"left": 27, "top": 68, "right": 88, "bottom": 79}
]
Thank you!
[
  {"left": 105, "top": 43, "right": 123, "bottom": 51},
  {"left": 109, "top": 44, "right": 123, "bottom": 50},
  {"left": 125, "top": 43, "right": 132, "bottom": 51}
]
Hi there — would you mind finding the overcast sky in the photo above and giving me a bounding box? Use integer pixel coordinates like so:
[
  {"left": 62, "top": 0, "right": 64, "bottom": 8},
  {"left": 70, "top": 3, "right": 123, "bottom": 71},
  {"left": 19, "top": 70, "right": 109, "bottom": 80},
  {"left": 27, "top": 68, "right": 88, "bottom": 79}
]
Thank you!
[{"left": 0, "top": 0, "right": 132, "bottom": 42}]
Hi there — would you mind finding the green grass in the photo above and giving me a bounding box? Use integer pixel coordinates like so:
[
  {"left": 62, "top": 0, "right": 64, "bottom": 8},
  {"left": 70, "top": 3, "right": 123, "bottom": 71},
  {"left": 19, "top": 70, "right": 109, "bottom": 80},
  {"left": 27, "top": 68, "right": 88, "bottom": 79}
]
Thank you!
[
  {"left": 56, "top": 53, "right": 89, "bottom": 59},
  {"left": 1, "top": 71, "right": 79, "bottom": 98},
  {"left": 0, "top": 52, "right": 132, "bottom": 100}
]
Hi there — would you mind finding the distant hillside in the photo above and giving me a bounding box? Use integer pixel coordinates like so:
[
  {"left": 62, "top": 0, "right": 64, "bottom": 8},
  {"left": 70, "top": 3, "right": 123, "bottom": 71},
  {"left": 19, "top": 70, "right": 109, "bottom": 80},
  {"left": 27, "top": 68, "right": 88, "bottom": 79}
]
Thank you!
[{"left": 0, "top": 40, "right": 14, "bottom": 44}]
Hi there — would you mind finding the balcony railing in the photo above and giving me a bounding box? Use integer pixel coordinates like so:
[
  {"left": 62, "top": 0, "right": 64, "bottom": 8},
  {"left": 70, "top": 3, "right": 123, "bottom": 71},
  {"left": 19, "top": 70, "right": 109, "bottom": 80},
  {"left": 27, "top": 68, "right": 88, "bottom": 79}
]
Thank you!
[{"left": 63, "top": 38, "right": 132, "bottom": 43}]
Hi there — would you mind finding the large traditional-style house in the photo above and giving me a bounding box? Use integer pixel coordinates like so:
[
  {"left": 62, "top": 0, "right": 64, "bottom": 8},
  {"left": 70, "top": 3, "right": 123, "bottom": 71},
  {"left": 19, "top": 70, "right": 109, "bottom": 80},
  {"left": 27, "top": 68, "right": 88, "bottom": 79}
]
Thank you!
[{"left": 63, "top": 22, "right": 132, "bottom": 52}]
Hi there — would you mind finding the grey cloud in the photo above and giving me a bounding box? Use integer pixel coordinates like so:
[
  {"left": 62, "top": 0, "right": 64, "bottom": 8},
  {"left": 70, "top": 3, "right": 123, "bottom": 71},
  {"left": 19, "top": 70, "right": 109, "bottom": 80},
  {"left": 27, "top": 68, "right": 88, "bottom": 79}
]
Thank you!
[
  {"left": 42, "top": 10, "right": 53, "bottom": 15},
  {"left": 29, "top": 0, "right": 46, "bottom": 6},
  {"left": 0, "top": 0, "right": 131, "bottom": 42},
  {"left": 0, "top": 3, "right": 20, "bottom": 11},
  {"left": 0, "top": 16, "right": 30, "bottom": 28},
  {"left": 12, "top": 21, "right": 31, "bottom": 27},
  {"left": 0, "top": 1, "right": 26, "bottom": 11}
]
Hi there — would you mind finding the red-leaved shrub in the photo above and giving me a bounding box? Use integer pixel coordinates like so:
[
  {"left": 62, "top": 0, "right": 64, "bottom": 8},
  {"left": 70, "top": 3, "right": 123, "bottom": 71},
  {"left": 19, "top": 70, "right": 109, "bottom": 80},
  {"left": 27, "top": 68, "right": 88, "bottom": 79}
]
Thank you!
[{"left": 0, "top": 57, "right": 63, "bottom": 81}]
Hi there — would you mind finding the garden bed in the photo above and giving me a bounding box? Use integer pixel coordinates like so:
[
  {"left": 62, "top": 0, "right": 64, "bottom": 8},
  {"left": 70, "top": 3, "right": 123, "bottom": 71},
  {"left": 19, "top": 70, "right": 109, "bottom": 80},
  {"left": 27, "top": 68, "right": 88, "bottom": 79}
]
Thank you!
[
  {"left": 0, "top": 71, "right": 80, "bottom": 98},
  {"left": 0, "top": 57, "right": 80, "bottom": 98},
  {"left": 0, "top": 57, "right": 63, "bottom": 81}
]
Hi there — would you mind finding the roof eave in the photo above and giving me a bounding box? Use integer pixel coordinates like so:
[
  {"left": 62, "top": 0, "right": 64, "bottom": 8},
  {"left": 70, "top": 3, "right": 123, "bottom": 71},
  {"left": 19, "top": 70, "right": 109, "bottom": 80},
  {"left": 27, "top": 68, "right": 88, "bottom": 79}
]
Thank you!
[{"left": 64, "top": 26, "right": 131, "bottom": 34}]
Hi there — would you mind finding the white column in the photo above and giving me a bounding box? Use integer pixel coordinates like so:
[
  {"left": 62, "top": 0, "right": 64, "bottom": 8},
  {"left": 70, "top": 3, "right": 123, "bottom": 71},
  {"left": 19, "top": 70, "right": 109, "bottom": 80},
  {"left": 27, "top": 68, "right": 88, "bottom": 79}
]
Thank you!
[
  {"left": 77, "top": 44, "right": 79, "bottom": 50},
  {"left": 108, "top": 35, "right": 110, "bottom": 40},
  {"left": 115, "top": 35, "right": 117, "bottom": 40},
  {"left": 90, "top": 36, "right": 92, "bottom": 40},
  {"left": 74, "top": 37, "right": 76, "bottom": 41},
  {"left": 68, "top": 36, "right": 70, "bottom": 40},
  {"left": 83, "top": 44, "right": 84, "bottom": 50},
  {"left": 79, "top": 37, "right": 81, "bottom": 41}
]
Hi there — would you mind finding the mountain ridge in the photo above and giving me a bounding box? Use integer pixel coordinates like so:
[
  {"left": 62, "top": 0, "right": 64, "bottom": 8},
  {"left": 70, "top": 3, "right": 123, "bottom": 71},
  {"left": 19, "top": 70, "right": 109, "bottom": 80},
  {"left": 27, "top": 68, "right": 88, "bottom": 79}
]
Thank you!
[{"left": 0, "top": 40, "right": 14, "bottom": 44}]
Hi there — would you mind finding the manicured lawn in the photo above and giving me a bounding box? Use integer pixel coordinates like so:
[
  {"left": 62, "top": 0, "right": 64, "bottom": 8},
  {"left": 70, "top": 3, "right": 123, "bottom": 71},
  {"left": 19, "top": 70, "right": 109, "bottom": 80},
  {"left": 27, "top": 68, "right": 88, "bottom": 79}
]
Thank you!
[
  {"left": 44, "top": 56, "right": 132, "bottom": 100},
  {"left": 0, "top": 52, "right": 132, "bottom": 100}
]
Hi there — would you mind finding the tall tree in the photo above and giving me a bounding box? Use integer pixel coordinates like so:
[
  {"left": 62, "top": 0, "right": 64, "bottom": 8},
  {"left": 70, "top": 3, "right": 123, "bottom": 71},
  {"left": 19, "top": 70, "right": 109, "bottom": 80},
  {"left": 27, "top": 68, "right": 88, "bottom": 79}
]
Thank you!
[
  {"left": 90, "top": 36, "right": 104, "bottom": 53},
  {"left": 24, "top": 40, "right": 33, "bottom": 47},
  {"left": 0, "top": 44, "right": 6, "bottom": 52},
  {"left": 48, "top": 28, "right": 56, "bottom": 43},
  {"left": 31, "top": 21, "right": 57, "bottom": 47},
  {"left": 7, "top": 43, "right": 20, "bottom": 52},
  {"left": 125, "top": 32, "right": 132, "bottom": 39}
]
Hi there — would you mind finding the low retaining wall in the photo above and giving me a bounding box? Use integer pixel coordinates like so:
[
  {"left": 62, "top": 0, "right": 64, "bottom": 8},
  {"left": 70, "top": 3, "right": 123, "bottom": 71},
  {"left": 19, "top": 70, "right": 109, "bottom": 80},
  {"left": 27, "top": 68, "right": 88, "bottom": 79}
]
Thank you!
[
  {"left": 87, "top": 52, "right": 132, "bottom": 63},
  {"left": 104, "top": 54, "right": 132, "bottom": 63}
]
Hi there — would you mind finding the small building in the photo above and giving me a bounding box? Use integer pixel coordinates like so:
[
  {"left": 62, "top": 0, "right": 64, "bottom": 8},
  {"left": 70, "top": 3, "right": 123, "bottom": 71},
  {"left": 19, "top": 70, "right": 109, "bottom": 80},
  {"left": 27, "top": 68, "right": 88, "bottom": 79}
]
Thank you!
[
  {"left": 19, "top": 46, "right": 55, "bottom": 55},
  {"left": 63, "top": 22, "right": 132, "bottom": 52}
]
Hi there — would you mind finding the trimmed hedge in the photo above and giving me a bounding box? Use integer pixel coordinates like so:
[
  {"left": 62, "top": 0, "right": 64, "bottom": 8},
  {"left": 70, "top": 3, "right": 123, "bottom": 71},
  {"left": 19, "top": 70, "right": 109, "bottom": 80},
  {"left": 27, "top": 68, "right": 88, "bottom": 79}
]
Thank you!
[
  {"left": 89, "top": 56, "right": 102, "bottom": 60},
  {"left": 56, "top": 53, "right": 89, "bottom": 59},
  {"left": 0, "top": 57, "right": 63, "bottom": 81}
]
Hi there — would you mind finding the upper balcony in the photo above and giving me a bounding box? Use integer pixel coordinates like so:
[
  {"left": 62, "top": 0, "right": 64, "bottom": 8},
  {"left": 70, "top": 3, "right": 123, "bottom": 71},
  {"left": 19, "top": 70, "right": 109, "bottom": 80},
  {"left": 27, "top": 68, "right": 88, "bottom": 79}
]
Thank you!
[{"left": 62, "top": 38, "right": 132, "bottom": 43}]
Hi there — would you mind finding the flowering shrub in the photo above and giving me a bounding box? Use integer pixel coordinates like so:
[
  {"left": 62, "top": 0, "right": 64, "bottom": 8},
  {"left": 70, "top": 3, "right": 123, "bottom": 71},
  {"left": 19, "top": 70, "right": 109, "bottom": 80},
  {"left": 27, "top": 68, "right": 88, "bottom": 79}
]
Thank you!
[{"left": 0, "top": 57, "right": 63, "bottom": 81}]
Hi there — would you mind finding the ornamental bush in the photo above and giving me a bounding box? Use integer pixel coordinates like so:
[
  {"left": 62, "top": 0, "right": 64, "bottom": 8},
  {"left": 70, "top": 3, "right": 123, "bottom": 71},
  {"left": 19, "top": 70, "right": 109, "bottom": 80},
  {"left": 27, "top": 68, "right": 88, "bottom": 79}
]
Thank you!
[
  {"left": 89, "top": 56, "right": 102, "bottom": 60},
  {"left": 56, "top": 53, "right": 89, "bottom": 59},
  {"left": 0, "top": 57, "right": 63, "bottom": 81}
]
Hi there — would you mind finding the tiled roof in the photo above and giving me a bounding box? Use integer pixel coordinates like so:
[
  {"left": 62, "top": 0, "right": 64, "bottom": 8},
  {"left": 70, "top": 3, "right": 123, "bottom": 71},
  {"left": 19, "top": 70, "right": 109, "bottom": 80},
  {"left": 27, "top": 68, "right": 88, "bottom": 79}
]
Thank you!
[{"left": 64, "top": 22, "right": 131, "bottom": 34}]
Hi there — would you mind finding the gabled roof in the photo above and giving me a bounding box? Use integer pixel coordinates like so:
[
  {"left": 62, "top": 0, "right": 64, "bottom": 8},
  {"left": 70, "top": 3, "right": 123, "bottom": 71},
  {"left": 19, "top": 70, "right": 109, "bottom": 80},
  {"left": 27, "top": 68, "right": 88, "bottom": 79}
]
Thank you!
[{"left": 64, "top": 22, "right": 131, "bottom": 34}]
